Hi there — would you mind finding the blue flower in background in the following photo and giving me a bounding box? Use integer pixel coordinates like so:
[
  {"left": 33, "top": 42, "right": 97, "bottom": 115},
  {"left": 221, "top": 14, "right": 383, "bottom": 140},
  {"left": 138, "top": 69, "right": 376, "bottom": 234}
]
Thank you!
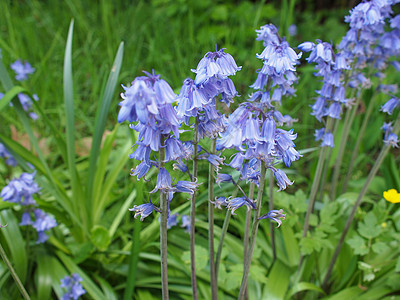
[
  {"left": 10, "top": 60, "right": 35, "bottom": 81},
  {"left": 259, "top": 209, "right": 286, "bottom": 227},
  {"left": 60, "top": 273, "right": 86, "bottom": 300},
  {"left": 32, "top": 209, "right": 57, "bottom": 243},
  {"left": 181, "top": 215, "right": 191, "bottom": 232},
  {"left": 0, "top": 143, "right": 17, "bottom": 166}
]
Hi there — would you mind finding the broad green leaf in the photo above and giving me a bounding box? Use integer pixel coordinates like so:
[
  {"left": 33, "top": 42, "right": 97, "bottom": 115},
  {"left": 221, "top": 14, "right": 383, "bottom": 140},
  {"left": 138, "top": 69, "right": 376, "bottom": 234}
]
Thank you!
[
  {"left": 90, "top": 225, "right": 111, "bottom": 251},
  {"left": 262, "top": 260, "right": 291, "bottom": 300},
  {"left": 181, "top": 246, "right": 208, "bottom": 271},
  {"left": 358, "top": 213, "right": 381, "bottom": 239},
  {"left": 347, "top": 235, "right": 369, "bottom": 256},
  {"left": 322, "top": 286, "right": 363, "bottom": 300},
  {"left": 288, "top": 282, "right": 325, "bottom": 298},
  {"left": 371, "top": 241, "right": 389, "bottom": 254}
]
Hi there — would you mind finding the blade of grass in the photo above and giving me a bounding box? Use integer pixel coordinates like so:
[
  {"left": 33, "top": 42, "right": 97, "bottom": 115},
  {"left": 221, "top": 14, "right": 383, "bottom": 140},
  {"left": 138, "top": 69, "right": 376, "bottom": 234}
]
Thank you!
[
  {"left": 87, "top": 42, "right": 124, "bottom": 224},
  {"left": 63, "top": 19, "right": 85, "bottom": 229},
  {"left": 0, "top": 86, "right": 26, "bottom": 111}
]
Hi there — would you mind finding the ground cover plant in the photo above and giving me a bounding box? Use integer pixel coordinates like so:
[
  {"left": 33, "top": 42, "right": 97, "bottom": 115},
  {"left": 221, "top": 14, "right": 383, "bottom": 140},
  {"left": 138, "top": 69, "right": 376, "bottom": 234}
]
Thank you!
[{"left": 0, "top": 0, "right": 400, "bottom": 299}]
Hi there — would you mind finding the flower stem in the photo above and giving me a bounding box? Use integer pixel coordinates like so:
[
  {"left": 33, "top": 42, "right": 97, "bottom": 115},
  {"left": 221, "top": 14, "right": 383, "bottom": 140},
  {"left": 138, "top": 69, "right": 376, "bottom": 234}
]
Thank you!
[
  {"left": 215, "top": 186, "right": 239, "bottom": 280},
  {"left": 243, "top": 182, "right": 255, "bottom": 300},
  {"left": 302, "top": 118, "right": 333, "bottom": 239},
  {"left": 330, "top": 97, "right": 361, "bottom": 200},
  {"left": 269, "top": 174, "right": 276, "bottom": 263},
  {"left": 189, "top": 117, "right": 200, "bottom": 300},
  {"left": 342, "top": 93, "right": 377, "bottom": 193},
  {"left": 322, "top": 115, "right": 400, "bottom": 291},
  {"left": 238, "top": 162, "right": 267, "bottom": 300},
  {"left": 208, "top": 138, "right": 217, "bottom": 300},
  {"left": 159, "top": 135, "right": 169, "bottom": 300},
  {"left": 0, "top": 240, "right": 31, "bottom": 300}
]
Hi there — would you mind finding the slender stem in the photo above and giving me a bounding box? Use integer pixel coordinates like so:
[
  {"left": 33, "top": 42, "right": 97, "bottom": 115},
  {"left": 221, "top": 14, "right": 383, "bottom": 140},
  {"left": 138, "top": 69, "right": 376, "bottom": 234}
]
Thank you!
[
  {"left": 269, "top": 173, "right": 276, "bottom": 263},
  {"left": 243, "top": 183, "right": 255, "bottom": 300},
  {"left": 215, "top": 186, "right": 239, "bottom": 279},
  {"left": 159, "top": 136, "right": 169, "bottom": 300},
  {"left": 190, "top": 117, "right": 199, "bottom": 300},
  {"left": 342, "top": 94, "right": 376, "bottom": 193},
  {"left": 0, "top": 240, "right": 31, "bottom": 300},
  {"left": 322, "top": 116, "right": 400, "bottom": 290},
  {"left": 238, "top": 163, "right": 267, "bottom": 300},
  {"left": 302, "top": 118, "right": 334, "bottom": 239},
  {"left": 317, "top": 118, "right": 338, "bottom": 202},
  {"left": 208, "top": 139, "right": 218, "bottom": 300},
  {"left": 330, "top": 97, "right": 361, "bottom": 200}
]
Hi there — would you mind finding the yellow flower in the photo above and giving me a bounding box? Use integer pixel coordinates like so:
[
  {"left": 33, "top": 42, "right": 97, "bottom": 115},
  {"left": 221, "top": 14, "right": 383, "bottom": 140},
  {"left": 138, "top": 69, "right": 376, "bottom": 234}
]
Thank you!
[{"left": 383, "top": 189, "right": 400, "bottom": 203}]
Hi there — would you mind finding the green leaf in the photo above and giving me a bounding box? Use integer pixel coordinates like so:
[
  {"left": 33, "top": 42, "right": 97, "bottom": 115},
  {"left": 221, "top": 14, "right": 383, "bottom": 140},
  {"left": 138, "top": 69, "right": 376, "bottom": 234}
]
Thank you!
[
  {"left": 347, "top": 236, "right": 369, "bottom": 256},
  {"left": 288, "top": 282, "right": 325, "bottom": 298},
  {"left": 181, "top": 246, "right": 208, "bottom": 271},
  {"left": 322, "top": 286, "right": 363, "bottom": 300},
  {"left": 90, "top": 225, "right": 111, "bottom": 251},
  {"left": 358, "top": 213, "right": 381, "bottom": 239},
  {"left": 87, "top": 41, "right": 124, "bottom": 210},
  {"left": 395, "top": 256, "right": 400, "bottom": 272},
  {"left": 0, "top": 86, "right": 26, "bottom": 111},
  {"left": 262, "top": 260, "right": 291, "bottom": 300},
  {"left": 371, "top": 241, "right": 389, "bottom": 254}
]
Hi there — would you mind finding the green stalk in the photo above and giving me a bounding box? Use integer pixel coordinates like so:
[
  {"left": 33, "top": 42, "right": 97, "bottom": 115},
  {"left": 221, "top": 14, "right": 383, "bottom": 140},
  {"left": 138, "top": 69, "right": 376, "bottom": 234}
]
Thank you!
[
  {"left": 238, "top": 163, "right": 267, "bottom": 299},
  {"left": 317, "top": 119, "right": 338, "bottom": 202},
  {"left": 322, "top": 115, "right": 400, "bottom": 290},
  {"left": 302, "top": 118, "right": 334, "bottom": 239},
  {"left": 243, "top": 183, "right": 255, "bottom": 300},
  {"left": 159, "top": 136, "right": 169, "bottom": 300},
  {"left": 190, "top": 117, "right": 199, "bottom": 300},
  {"left": 0, "top": 241, "right": 31, "bottom": 300},
  {"left": 215, "top": 186, "right": 239, "bottom": 280},
  {"left": 209, "top": 139, "right": 217, "bottom": 300},
  {"left": 330, "top": 97, "right": 361, "bottom": 200},
  {"left": 123, "top": 180, "right": 144, "bottom": 300},
  {"left": 342, "top": 94, "right": 377, "bottom": 193},
  {"left": 269, "top": 173, "right": 276, "bottom": 263}
]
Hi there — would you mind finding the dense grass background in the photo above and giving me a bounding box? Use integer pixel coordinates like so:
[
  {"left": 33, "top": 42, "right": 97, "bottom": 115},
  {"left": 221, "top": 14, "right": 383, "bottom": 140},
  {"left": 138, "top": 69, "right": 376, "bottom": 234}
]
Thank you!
[{"left": 1, "top": 1, "right": 400, "bottom": 299}]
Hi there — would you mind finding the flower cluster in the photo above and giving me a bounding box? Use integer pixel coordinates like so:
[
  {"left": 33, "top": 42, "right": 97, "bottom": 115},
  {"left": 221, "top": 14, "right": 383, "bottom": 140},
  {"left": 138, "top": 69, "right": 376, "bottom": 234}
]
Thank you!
[
  {"left": 0, "top": 59, "right": 39, "bottom": 120},
  {"left": 0, "top": 172, "right": 57, "bottom": 243},
  {"left": 0, "top": 143, "right": 17, "bottom": 166},
  {"left": 60, "top": 273, "right": 86, "bottom": 300}
]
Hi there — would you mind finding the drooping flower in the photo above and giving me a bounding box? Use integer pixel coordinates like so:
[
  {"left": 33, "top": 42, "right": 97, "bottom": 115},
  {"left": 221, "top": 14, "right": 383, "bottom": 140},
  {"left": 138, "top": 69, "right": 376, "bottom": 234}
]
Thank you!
[
  {"left": 226, "top": 196, "right": 256, "bottom": 215},
  {"left": 32, "top": 209, "right": 57, "bottom": 243},
  {"left": 0, "top": 143, "right": 17, "bottom": 166},
  {"left": 258, "top": 209, "right": 286, "bottom": 227},
  {"left": 129, "top": 200, "right": 160, "bottom": 221},
  {"left": 274, "top": 169, "right": 294, "bottom": 191},
  {"left": 150, "top": 168, "right": 175, "bottom": 193},
  {"left": 10, "top": 60, "right": 35, "bottom": 81},
  {"left": 60, "top": 273, "right": 86, "bottom": 300},
  {"left": 210, "top": 196, "right": 227, "bottom": 210},
  {"left": 175, "top": 180, "right": 200, "bottom": 195},
  {"left": 383, "top": 189, "right": 400, "bottom": 203}
]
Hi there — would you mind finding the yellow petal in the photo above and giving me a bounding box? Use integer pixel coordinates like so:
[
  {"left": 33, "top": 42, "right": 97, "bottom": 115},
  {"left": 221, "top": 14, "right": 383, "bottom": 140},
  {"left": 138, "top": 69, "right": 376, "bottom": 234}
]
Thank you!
[{"left": 383, "top": 189, "right": 400, "bottom": 203}]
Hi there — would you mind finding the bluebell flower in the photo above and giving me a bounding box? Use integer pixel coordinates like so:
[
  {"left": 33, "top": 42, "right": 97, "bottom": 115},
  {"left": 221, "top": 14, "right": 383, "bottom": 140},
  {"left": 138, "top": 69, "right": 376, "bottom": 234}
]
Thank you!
[
  {"left": 258, "top": 209, "right": 286, "bottom": 227},
  {"left": 20, "top": 211, "right": 32, "bottom": 226},
  {"left": 191, "top": 47, "right": 242, "bottom": 86},
  {"left": 381, "top": 97, "right": 399, "bottom": 115},
  {"left": 60, "top": 273, "right": 86, "bottom": 300},
  {"left": 288, "top": 24, "right": 298, "bottom": 36},
  {"left": 1, "top": 171, "right": 40, "bottom": 205},
  {"left": 198, "top": 153, "right": 224, "bottom": 169},
  {"left": 384, "top": 132, "right": 399, "bottom": 148},
  {"left": 164, "top": 137, "right": 185, "bottom": 162},
  {"left": 210, "top": 197, "right": 227, "bottom": 209},
  {"left": 321, "top": 132, "right": 334, "bottom": 148},
  {"left": 0, "top": 143, "right": 18, "bottom": 166},
  {"left": 181, "top": 215, "right": 191, "bottom": 232},
  {"left": 129, "top": 201, "right": 158, "bottom": 221},
  {"left": 150, "top": 168, "right": 175, "bottom": 193},
  {"left": 32, "top": 209, "right": 57, "bottom": 243},
  {"left": 159, "top": 213, "right": 179, "bottom": 229},
  {"left": 226, "top": 196, "right": 256, "bottom": 215},
  {"left": 274, "top": 169, "right": 294, "bottom": 191},
  {"left": 175, "top": 180, "right": 199, "bottom": 195},
  {"left": 255, "top": 24, "right": 280, "bottom": 46},
  {"left": 10, "top": 60, "right": 35, "bottom": 81},
  {"left": 130, "top": 161, "right": 151, "bottom": 180},
  {"left": 172, "top": 160, "right": 189, "bottom": 173},
  {"left": 216, "top": 173, "right": 233, "bottom": 187}
]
